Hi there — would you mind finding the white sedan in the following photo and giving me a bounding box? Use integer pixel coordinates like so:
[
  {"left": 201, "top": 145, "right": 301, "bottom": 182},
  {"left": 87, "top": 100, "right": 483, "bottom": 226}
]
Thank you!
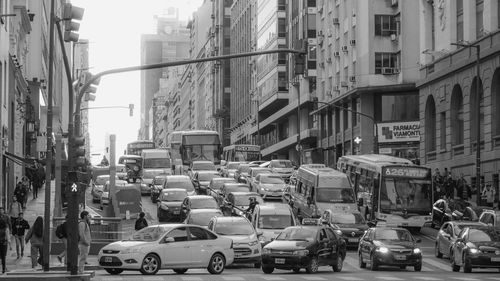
[{"left": 98, "top": 224, "right": 234, "bottom": 275}]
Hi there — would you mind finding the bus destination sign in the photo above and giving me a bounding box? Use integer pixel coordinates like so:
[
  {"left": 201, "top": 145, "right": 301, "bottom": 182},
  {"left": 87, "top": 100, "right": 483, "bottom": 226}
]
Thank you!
[
  {"left": 235, "top": 146, "right": 260, "bottom": 152},
  {"left": 129, "top": 143, "right": 155, "bottom": 149},
  {"left": 383, "top": 167, "right": 429, "bottom": 178}
]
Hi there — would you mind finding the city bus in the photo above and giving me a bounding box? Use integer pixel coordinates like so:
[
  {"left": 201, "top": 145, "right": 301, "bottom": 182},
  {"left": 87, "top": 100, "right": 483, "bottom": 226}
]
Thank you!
[
  {"left": 222, "top": 144, "right": 261, "bottom": 163},
  {"left": 169, "top": 131, "right": 184, "bottom": 174},
  {"left": 180, "top": 130, "right": 222, "bottom": 167},
  {"left": 337, "top": 154, "right": 433, "bottom": 230},
  {"left": 126, "top": 140, "right": 155, "bottom": 156}
]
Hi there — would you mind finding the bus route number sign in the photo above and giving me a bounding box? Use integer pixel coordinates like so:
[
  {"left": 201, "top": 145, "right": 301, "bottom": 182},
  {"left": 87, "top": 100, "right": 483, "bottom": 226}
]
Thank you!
[
  {"left": 236, "top": 146, "right": 260, "bottom": 152},
  {"left": 384, "top": 167, "right": 429, "bottom": 178}
]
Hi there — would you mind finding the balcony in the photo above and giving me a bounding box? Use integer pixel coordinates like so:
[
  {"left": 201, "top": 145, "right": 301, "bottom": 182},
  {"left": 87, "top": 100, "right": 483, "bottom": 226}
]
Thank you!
[{"left": 261, "top": 128, "right": 318, "bottom": 157}]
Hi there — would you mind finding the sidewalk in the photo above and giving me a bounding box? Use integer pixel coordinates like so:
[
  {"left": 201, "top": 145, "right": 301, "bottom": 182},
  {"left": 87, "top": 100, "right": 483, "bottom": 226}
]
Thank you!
[{"left": 7, "top": 183, "right": 100, "bottom": 273}]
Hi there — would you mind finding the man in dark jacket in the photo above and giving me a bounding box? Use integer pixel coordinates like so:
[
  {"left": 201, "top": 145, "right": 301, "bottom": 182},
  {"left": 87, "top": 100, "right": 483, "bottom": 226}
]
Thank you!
[
  {"left": 135, "top": 212, "right": 148, "bottom": 231},
  {"left": 12, "top": 213, "right": 29, "bottom": 258}
]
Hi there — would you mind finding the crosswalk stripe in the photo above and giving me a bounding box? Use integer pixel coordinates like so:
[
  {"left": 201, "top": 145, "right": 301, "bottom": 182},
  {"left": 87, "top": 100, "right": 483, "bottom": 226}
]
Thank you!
[
  {"left": 222, "top": 277, "right": 245, "bottom": 281},
  {"left": 487, "top": 278, "right": 500, "bottom": 281},
  {"left": 142, "top": 277, "right": 165, "bottom": 281},
  {"left": 344, "top": 256, "right": 360, "bottom": 269},
  {"left": 336, "top": 276, "right": 364, "bottom": 280},
  {"left": 102, "top": 278, "right": 123, "bottom": 281},
  {"left": 375, "top": 277, "right": 403, "bottom": 280},
  {"left": 453, "top": 278, "right": 480, "bottom": 281},
  {"left": 421, "top": 265, "right": 433, "bottom": 271},
  {"left": 412, "top": 277, "right": 442, "bottom": 280},
  {"left": 301, "top": 277, "right": 326, "bottom": 280},
  {"left": 260, "top": 276, "right": 286, "bottom": 280},
  {"left": 423, "top": 259, "right": 450, "bottom": 271},
  {"left": 180, "top": 277, "right": 203, "bottom": 281}
]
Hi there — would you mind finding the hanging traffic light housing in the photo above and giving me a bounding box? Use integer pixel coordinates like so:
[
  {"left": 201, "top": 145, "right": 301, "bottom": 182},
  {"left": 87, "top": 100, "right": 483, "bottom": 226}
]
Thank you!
[
  {"left": 129, "top": 103, "right": 134, "bottom": 116},
  {"left": 63, "top": 3, "right": 84, "bottom": 42},
  {"left": 72, "top": 136, "right": 86, "bottom": 170},
  {"left": 294, "top": 40, "right": 308, "bottom": 76}
]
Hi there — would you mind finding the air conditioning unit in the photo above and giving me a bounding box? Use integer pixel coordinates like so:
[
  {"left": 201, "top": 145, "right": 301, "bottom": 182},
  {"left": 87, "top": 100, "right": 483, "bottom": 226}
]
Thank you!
[
  {"left": 349, "top": 39, "right": 356, "bottom": 46},
  {"left": 334, "top": 85, "right": 341, "bottom": 91},
  {"left": 341, "top": 45, "right": 348, "bottom": 52},
  {"left": 393, "top": 68, "right": 401, "bottom": 74},
  {"left": 318, "top": 6, "right": 324, "bottom": 13},
  {"left": 382, "top": 67, "right": 394, "bottom": 75},
  {"left": 318, "top": 30, "right": 324, "bottom": 36},
  {"left": 349, "top": 76, "right": 356, "bottom": 82},
  {"left": 333, "top": 51, "right": 340, "bottom": 57},
  {"left": 318, "top": 37, "right": 324, "bottom": 45},
  {"left": 333, "top": 18, "right": 340, "bottom": 25},
  {"left": 391, "top": 34, "right": 398, "bottom": 41},
  {"left": 340, "top": 81, "right": 348, "bottom": 87},
  {"left": 326, "top": 57, "right": 333, "bottom": 63},
  {"left": 326, "top": 90, "right": 332, "bottom": 97},
  {"left": 319, "top": 62, "right": 325, "bottom": 68}
]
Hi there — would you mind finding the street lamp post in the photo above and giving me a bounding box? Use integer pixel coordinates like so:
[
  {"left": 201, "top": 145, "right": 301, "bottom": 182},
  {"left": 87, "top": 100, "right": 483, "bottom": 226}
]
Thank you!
[
  {"left": 451, "top": 42, "right": 481, "bottom": 205},
  {"left": 313, "top": 99, "right": 379, "bottom": 154}
]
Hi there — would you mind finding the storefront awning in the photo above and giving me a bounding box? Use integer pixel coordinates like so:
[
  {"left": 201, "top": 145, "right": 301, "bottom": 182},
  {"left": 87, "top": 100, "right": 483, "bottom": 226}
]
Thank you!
[{"left": 3, "top": 151, "right": 36, "bottom": 168}]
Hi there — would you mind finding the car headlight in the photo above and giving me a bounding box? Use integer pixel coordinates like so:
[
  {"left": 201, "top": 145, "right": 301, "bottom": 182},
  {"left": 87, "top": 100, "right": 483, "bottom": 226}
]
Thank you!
[
  {"left": 376, "top": 247, "right": 389, "bottom": 254},
  {"left": 413, "top": 248, "right": 421, "bottom": 254},
  {"left": 263, "top": 188, "right": 269, "bottom": 191},
  {"left": 248, "top": 240, "right": 259, "bottom": 246},
  {"left": 262, "top": 248, "right": 271, "bottom": 254},
  {"left": 121, "top": 248, "right": 140, "bottom": 254},
  {"left": 469, "top": 248, "right": 480, "bottom": 254},
  {"left": 98, "top": 249, "right": 103, "bottom": 255},
  {"left": 292, "top": 249, "right": 309, "bottom": 256},
  {"left": 334, "top": 229, "right": 342, "bottom": 236}
]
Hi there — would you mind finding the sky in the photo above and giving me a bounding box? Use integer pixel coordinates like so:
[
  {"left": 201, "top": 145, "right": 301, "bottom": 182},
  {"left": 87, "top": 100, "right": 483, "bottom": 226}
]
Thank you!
[{"left": 71, "top": 0, "right": 202, "bottom": 163}]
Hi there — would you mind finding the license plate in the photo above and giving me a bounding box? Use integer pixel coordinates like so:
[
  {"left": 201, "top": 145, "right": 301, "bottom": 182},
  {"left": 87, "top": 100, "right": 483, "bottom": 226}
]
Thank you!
[
  {"left": 105, "top": 257, "right": 112, "bottom": 263},
  {"left": 275, "top": 258, "right": 285, "bottom": 264},
  {"left": 348, "top": 238, "right": 359, "bottom": 243},
  {"left": 395, "top": 255, "right": 406, "bottom": 261},
  {"left": 235, "top": 253, "right": 242, "bottom": 257},
  {"left": 174, "top": 210, "right": 180, "bottom": 214},
  {"left": 492, "top": 257, "right": 500, "bottom": 262}
]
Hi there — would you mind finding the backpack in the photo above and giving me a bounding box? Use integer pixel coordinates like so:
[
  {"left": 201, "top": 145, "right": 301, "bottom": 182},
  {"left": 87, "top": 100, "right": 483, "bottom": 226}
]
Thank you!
[{"left": 55, "top": 223, "right": 65, "bottom": 239}]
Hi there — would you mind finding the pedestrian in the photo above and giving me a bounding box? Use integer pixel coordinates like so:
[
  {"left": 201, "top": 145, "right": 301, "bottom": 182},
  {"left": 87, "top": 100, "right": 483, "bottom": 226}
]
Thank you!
[
  {"left": 25, "top": 216, "right": 43, "bottom": 269},
  {"left": 56, "top": 216, "right": 68, "bottom": 264},
  {"left": 78, "top": 211, "right": 91, "bottom": 274},
  {"left": 433, "top": 168, "right": 443, "bottom": 200},
  {"left": 13, "top": 180, "right": 27, "bottom": 209},
  {"left": 8, "top": 197, "right": 22, "bottom": 226},
  {"left": 12, "top": 213, "right": 29, "bottom": 259},
  {"left": 445, "top": 174, "right": 455, "bottom": 199},
  {"left": 100, "top": 155, "right": 109, "bottom": 166},
  {"left": 0, "top": 207, "right": 11, "bottom": 233},
  {"left": 481, "top": 184, "right": 495, "bottom": 207},
  {"left": 31, "top": 162, "right": 45, "bottom": 200},
  {"left": 0, "top": 218, "right": 10, "bottom": 274},
  {"left": 135, "top": 212, "right": 148, "bottom": 231},
  {"left": 456, "top": 173, "right": 468, "bottom": 200},
  {"left": 21, "top": 177, "right": 30, "bottom": 207}
]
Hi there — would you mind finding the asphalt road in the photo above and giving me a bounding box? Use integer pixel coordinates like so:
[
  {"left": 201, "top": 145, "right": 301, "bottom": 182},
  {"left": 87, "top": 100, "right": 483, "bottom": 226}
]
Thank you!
[{"left": 86, "top": 192, "right": 500, "bottom": 281}]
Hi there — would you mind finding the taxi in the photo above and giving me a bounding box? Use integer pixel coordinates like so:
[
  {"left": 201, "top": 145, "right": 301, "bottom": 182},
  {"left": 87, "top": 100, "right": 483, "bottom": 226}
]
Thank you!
[{"left": 261, "top": 218, "right": 346, "bottom": 274}]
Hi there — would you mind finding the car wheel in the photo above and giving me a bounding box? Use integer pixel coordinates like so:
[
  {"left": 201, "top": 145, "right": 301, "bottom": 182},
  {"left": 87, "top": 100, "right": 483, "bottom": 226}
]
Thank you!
[
  {"left": 173, "top": 269, "right": 188, "bottom": 274},
  {"left": 451, "top": 254, "right": 460, "bottom": 272},
  {"left": 292, "top": 268, "right": 300, "bottom": 273},
  {"left": 140, "top": 254, "right": 160, "bottom": 275},
  {"left": 463, "top": 256, "right": 472, "bottom": 273},
  {"left": 435, "top": 242, "right": 443, "bottom": 258},
  {"left": 207, "top": 253, "right": 225, "bottom": 274},
  {"left": 414, "top": 263, "right": 422, "bottom": 272},
  {"left": 105, "top": 268, "right": 123, "bottom": 275},
  {"left": 262, "top": 266, "right": 274, "bottom": 274},
  {"left": 359, "top": 252, "right": 366, "bottom": 268},
  {"left": 332, "top": 254, "right": 343, "bottom": 272},
  {"left": 254, "top": 262, "right": 261, "bottom": 268},
  {"left": 305, "top": 256, "right": 319, "bottom": 273},
  {"left": 370, "top": 254, "right": 378, "bottom": 271}
]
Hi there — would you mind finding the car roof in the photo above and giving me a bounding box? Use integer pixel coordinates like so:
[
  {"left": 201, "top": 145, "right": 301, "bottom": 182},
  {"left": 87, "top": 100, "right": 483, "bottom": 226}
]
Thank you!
[
  {"left": 212, "top": 216, "right": 248, "bottom": 223},
  {"left": 372, "top": 226, "right": 410, "bottom": 232},
  {"left": 96, "top": 175, "right": 111, "bottom": 179},
  {"left": 211, "top": 177, "right": 235, "bottom": 182},
  {"left": 446, "top": 221, "right": 484, "bottom": 226},
  {"left": 192, "top": 161, "right": 214, "bottom": 164},
  {"left": 196, "top": 170, "right": 219, "bottom": 175},
  {"left": 187, "top": 195, "right": 216, "bottom": 199},
  {"left": 259, "top": 173, "right": 282, "bottom": 178},
  {"left": 229, "top": 191, "right": 260, "bottom": 196},
  {"left": 167, "top": 175, "right": 190, "bottom": 180},
  {"left": 161, "top": 188, "right": 187, "bottom": 193},
  {"left": 189, "top": 208, "right": 222, "bottom": 214},
  {"left": 257, "top": 204, "right": 292, "bottom": 215}
]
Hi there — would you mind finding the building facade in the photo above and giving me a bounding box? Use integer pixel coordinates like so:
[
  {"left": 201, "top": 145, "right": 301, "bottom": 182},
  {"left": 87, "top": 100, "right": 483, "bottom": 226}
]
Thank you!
[{"left": 418, "top": 0, "right": 500, "bottom": 184}]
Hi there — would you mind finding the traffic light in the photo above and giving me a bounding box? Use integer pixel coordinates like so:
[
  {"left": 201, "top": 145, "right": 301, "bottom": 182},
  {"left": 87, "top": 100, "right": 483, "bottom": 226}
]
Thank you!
[
  {"left": 294, "top": 41, "right": 308, "bottom": 76},
  {"left": 81, "top": 71, "right": 100, "bottom": 101},
  {"left": 72, "top": 136, "right": 86, "bottom": 170},
  {"left": 62, "top": 3, "right": 84, "bottom": 42},
  {"left": 129, "top": 103, "right": 134, "bottom": 116}
]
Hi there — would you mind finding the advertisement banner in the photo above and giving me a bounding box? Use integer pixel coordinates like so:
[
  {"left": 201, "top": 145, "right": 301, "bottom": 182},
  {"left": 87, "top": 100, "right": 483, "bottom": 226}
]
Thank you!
[{"left": 377, "top": 121, "right": 420, "bottom": 143}]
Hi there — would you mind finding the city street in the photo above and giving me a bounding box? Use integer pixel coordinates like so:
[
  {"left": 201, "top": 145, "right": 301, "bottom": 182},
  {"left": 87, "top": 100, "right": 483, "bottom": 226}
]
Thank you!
[{"left": 86, "top": 193, "right": 500, "bottom": 281}]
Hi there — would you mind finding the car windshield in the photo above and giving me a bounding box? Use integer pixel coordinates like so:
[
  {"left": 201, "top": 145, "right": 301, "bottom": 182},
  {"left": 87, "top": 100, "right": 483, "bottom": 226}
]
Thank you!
[
  {"left": 234, "top": 195, "right": 264, "bottom": 206},
  {"left": 468, "top": 229, "right": 500, "bottom": 242},
  {"left": 191, "top": 198, "right": 218, "bottom": 209},
  {"left": 193, "top": 162, "right": 216, "bottom": 170},
  {"left": 226, "top": 186, "right": 250, "bottom": 193},
  {"left": 128, "top": 225, "right": 172, "bottom": 242},
  {"left": 210, "top": 179, "right": 236, "bottom": 190},
  {"left": 198, "top": 173, "right": 217, "bottom": 181},
  {"left": 271, "top": 160, "right": 292, "bottom": 168},
  {"left": 259, "top": 214, "right": 293, "bottom": 229},
  {"left": 374, "top": 229, "right": 413, "bottom": 241},
  {"left": 161, "top": 190, "right": 187, "bottom": 202},
  {"left": 260, "top": 176, "right": 284, "bottom": 184},
  {"left": 380, "top": 178, "right": 432, "bottom": 215},
  {"left": 153, "top": 177, "right": 167, "bottom": 185},
  {"left": 167, "top": 181, "right": 194, "bottom": 192},
  {"left": 453, "top": 224, "right": 482, "bottom": 236},
  {"left": 331, "top": 213, "right": 365, "bottom": 225},
  {"left": 215, "top": 220, "right": 254, "bottom": 235},
  {"left": 276, "top": 227, "right": 316, "bottom": 241},
  {"left": 227, "top": 163, "right": 241, "bottom": 169},
  {"left": 188, "top": 212, "right": 222, "bottom": 226},
  {"left": 144, "top": 158, "right": 171, "bottom": 168},
  {"left": 316, "top": 188, "right": 355, "bottom": 203}
]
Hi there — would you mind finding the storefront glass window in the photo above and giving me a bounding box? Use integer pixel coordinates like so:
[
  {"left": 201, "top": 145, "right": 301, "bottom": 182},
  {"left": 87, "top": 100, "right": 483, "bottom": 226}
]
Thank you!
[{"left": 375, "top": 93, "right": 419, "bottom": 122}]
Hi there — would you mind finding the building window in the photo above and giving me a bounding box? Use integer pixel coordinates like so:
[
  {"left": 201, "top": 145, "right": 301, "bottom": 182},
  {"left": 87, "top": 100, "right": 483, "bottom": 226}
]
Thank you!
[
  {"left": 440, "top": 112, "right": 446, "bottom": 150},
  {"left": 476, "top": 0, "right": 484, "bottom": 38},
  {"left": 352, "top": 98, "right": 359, "bottom": 127},
  {"left": 343, "top": 104, "right": 349, "bottom": 130},
  {"left": 374, "top": 93, "right": 419, "bottom": 122},
  {"left": 425, "top": 96, "right": 437, "bottom": 153},
  {"left": 470, "top": 77, "right": 484, "bottom": 142},
  {"left": 335, "top": 108, "right": 340, "bottom": 133},
  {"left": 278, "top": 72, "right": 287, "bottom": 91},
  {"left": 457, "top": 0, "right": 464, "bottom": 42},
  {"left": 450, "top": 85, "right": 464, "bottom": 145},
  {"left": 374, "top": 15, "right": 397, "bottom": 36},
  {"left": 374, "top": 52, "right": 399, "bottom": 74},
  {"left": 327, "top": 110, "right": 333, "bottom": 137}
]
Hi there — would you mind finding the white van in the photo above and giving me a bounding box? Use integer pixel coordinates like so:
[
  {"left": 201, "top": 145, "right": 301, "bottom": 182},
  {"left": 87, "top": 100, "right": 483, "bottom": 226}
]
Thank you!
[
  {"left": 289, "top": 166, "right": 356, "bottom": 219},
  {"left": 140, "top": 149, "right": 171, "bottom": 195}
]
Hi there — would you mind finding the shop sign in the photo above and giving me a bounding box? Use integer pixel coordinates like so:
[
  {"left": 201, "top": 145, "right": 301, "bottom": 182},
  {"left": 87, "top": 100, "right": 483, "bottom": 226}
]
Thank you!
[{"left": 377, "top": 121, "right": 420, "bottom": 143}]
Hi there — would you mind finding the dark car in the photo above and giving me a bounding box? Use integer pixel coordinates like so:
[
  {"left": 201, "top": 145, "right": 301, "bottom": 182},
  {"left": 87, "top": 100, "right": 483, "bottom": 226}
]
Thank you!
[
  {"left": 450, "top": 226, "right": 500, "bottom": 273},
  {"left": 156, "top": 188, "right": 188, "bottom": 222},
  {"left": 192, "top": 171, "right": 219, "bottom": 195},
  {"left": 321, "top": 210, "right": 368, "bottom": 248},
  {"left": 180, "top": 195, "right": 221, "bottom": 221},
  {"left": 358, "top": 226, "right": 422, "bottom": 271},
  {"left": 150, "top": 174, "right": 168, "bottom": 203},
  {"left": 261, "top": 221, "right": 346, "bottom": 274},
  {"left": 431, "top": 199, "right": 472, "bottom": 228},
  {"left": 435, "top": 221, "right": 484, "bottom": 259}
]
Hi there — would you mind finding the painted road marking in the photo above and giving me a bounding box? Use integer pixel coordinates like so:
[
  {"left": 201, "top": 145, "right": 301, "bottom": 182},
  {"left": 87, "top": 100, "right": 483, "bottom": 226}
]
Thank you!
[
  {"left": 301, "top": 277, "right": 327, "bottom": 280},
  {"left": 142, "top": 277, "right": 166, "bottom": 281},
  {"left": 180, "top": 277, "right": 203, "bottom": 281},
  {"left": 222, "top": 277, "right": 245, "bottom": 281},
  {"left": 423, "top": 259, "right": 451, "bottom": 271},
  {"left": 412, "top": 277, "right": 442, "bottom": 280},
  {"left": 421, "top": 265, "right": 434, "bottom": 272},
  {"left": 344, "top": 256, "right": 360, "bottom": 269},
  {"left": 453, "top": 278, "right": 480, "bottom": 281},
  {"left": 261, "top": 276, "right": 286, "bottom": 281},
  {"left": 375, "top": 277, "right": 403, "bottom": 280},
  {"left": 336, "top": 276, "right": 364, "bottom": 280}
]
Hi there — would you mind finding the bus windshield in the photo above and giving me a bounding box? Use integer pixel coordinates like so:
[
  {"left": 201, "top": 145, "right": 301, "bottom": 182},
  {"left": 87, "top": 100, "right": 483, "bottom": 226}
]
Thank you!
[
  {"left": 234, "top": 151, "right": 260, "bottom": 162},
  {"left": 380, "top": 177, "right": 432, "bottom": 215},
  {"left": 144, "top": 158, "right": 171, "bottom": 169},
  {"left": 182, "top": 145, "right": 220, "bottom": 164}
]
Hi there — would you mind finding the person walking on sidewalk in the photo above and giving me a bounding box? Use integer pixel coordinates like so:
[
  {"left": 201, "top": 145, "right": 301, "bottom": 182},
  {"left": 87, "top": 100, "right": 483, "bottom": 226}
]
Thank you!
[
  {"left": 482, "top": 184, "right": 495, "bottom": 207},
  {"left": 78, "top": 211, "right": 91, "bottom": 274},
  {"left": 25, "top": 216, "right": 43, "bottom": 269},
  {"left": 135, "top": 212, "right": 148, "bottom": 231},
  {"left": 0, "top": 218, "right": 10, "bottom": 274},
  {"left": 12, "top": 213, "right": 29, "bottom": 259},
  {"left": 0, "top": 207, "right": 11, "bottom": 233},
  {"left": 8, "top": 197, "right": 22, "bottom": 226},
  {"left": 56, "top": 216, "right": 68, "bottom": 265},
  {"left": 13, "top": 180, "right": 27, "bottom": 210}
]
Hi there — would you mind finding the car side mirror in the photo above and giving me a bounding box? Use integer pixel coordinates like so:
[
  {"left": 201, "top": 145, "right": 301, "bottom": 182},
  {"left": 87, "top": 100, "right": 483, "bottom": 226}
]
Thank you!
[
  {"left": 163, "top": 237, "right": 175, "bottom": 243},
  {"left": 415, "top": 238, "right": 422, "bottom": 243}
]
